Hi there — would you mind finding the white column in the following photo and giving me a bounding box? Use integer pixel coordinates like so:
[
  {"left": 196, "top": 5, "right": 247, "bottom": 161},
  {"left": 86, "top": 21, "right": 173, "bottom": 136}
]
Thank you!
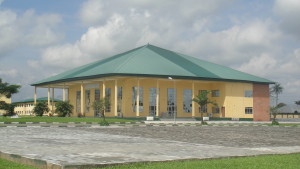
[
  {"left": 156, "top": 80, "right": 159, "bottom": 117},
  {"left": 80, "top": 82, "right": 84, "bottom": 114},
  {"left": 102, "top": 80, "right": 106, "bottom": 114},
  {"left": 192, "top": 82, "right": 195, "bottom": 117},
  {"left": 34, "top": 87, "right": 37, "bottom": 105},
  {"left": 47, "top": 87, "right": 50, "bottom": 107},
  {"left": 63, "top": 84, "right": 66, "bottom": 101},
  {"left": 52, "top": 88, "right": 54, "bottom": 112},
  {"left": 136, "top": 79, "right": 140, "bottom": 117},
  {"left": 114, "top": 80, "right": 118, "bottom": 117}
]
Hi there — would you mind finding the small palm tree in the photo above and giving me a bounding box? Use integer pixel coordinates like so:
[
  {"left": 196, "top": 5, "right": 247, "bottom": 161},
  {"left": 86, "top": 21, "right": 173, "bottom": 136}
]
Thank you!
[
  {"left": 270, "top": 83, "right": 283, "bottom": 106},
  {"left": 93, "top": 97, "right": 110, "bottom": 125},
  {"left": 192, "top": 90, "right": 217, "bottom": 125}
]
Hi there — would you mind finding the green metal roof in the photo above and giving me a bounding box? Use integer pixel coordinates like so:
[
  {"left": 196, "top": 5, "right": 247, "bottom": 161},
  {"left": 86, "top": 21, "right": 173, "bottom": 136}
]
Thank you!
[
  {"left": 32, "top": 44, "right": 273, "bottom": 86},
  {"left": 13, "top": 97, "right": 61, "bottom": 104}
]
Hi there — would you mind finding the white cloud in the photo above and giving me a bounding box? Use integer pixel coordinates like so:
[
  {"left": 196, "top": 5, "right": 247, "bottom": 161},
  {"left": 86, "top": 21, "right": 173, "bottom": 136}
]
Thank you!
[
  {"left": 0, "top": 8, "right": 63, "bottom": 58},
  {"left": 273, "top": 0, "right": 300, "bottom": 39},
  {"left": 238, "top": 53, "right": 277, "bottom": 77},
  {"left": 0, "top": 69, "right": 18, "bottom": 78},
  {"left": 79, "top": 0, "right": 107, "bottom": 26}
]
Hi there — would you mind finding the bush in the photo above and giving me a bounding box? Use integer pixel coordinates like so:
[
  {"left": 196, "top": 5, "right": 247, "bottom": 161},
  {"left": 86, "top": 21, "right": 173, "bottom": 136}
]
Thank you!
[
  {"left": 99, "top": 120, "right": 109, "bottom": 126},
  {"left": 272, "top": 119, "right": 279, "bottom": 125},
  {"left": 55, "top": 101, "right": 73, "bottom": 117},
  {"left": 33, "top": 101, "right": 49, "bottom": 116}
]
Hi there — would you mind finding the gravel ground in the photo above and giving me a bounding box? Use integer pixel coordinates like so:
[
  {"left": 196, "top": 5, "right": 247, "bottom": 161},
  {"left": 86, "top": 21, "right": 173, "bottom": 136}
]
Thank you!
[{"left": 69, "top": 126, "right": 300, "bottom": 148}]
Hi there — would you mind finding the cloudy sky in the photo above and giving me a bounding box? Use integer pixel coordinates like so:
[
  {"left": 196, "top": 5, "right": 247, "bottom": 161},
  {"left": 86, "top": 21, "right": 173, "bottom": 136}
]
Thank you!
[{"left": 0, "top": 0, "right": 299, "bottom": 104}]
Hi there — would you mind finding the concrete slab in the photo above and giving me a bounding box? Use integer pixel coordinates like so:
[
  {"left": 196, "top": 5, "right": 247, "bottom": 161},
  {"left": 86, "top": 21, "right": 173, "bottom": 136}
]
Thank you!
[{"left": 0, "top": 126, "right": 300, "bottom": 168}]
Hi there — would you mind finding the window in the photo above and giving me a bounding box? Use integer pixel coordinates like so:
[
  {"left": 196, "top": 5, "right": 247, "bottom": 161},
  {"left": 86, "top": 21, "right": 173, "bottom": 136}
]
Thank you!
[
  {"left": 183, "top": 89, "right": 192, "bottom": 113},
  {"left": 132, "top": 87, "right": 143, "bottom": 112},
  {"left": 105, "top": 88, "right": 111, "bottom": 112},
  {"left": 245, "top": 107, "right": 253, "bottom": 114},
  {"left": 76, "top": 91, "right": 81, "bottom": 113},
  {"left": 244, "top": 90, "right": 253, "bottom": 97},
  {"left": 212, "top": 105, "right": 220, "bottom": 113},
  {"left": 149, "top": 88, "right": 157, "bottom": 116},
  {"left": 167, "top": 88, "right": 177, "bottom": 116},
  {"left": 117, "top": 87, "right": 122, "bottom": 113},
  {"left": 212, "top": 90, "right": 220, "bottom": 97},
  {"left": 95, "top": 89, "right": 100, "bottom": 101},
  {"left": 85, "top": 90, "right": 90, "bottom": 113}
]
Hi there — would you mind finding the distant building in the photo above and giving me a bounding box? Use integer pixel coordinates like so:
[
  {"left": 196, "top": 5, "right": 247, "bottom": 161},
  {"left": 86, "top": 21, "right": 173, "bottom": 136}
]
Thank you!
[
  {"left": 32, "top": 44, "right": 274, "bottom": 121},
  {"left": 0, "top": 94, "right": 11, "bottom": 115},
  {"left": 277, "top": 104, "right": 300, "bottom": 118},
  {"left": 14, "top": 97, "right": 61, "bottom": 116}
]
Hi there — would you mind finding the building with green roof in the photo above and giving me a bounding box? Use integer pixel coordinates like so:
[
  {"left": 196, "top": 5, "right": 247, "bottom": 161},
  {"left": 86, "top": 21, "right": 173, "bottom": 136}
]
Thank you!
[
  {"left": 14, "top": 97, "right": 60, "bottom": 116},
  {"left": 32, "top": 44, "right": 273, "bottom": 121}
]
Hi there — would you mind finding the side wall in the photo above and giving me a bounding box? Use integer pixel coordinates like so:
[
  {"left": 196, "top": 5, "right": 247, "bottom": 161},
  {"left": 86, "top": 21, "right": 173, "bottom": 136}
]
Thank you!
[
  {"left": 253, "top": 84, "right": 270, "bottom": 121},
  {"left": 0, "top": 95, "right": 11, "bottom": 115}
]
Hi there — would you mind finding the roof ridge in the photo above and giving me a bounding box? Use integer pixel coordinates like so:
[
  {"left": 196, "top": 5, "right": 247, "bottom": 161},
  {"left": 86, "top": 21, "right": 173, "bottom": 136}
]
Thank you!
[
  {"left": 114, "top": 45, "right": 148, "bottom": 73},
  {"left": 147, "top": 45, "right": 219, "bottom": 78}
]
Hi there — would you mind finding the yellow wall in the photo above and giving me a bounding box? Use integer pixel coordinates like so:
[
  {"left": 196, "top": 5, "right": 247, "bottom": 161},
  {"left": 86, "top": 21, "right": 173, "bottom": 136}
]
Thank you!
[
  {"left": 66, "top": 77, "right": 254, "bottom": 119},
  {"left": 0, "top": 94, "right": 11, "bottom": 115},
  {"left": 224, "top": 82, "right": 253, "bottom": 118}
]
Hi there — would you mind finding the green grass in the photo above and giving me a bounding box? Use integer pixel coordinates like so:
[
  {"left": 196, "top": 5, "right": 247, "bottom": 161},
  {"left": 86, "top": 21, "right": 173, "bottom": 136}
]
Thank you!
[
  {"left": 99, "top": 153, "right": 300, "bottom": 169},
  {"left": 1, "top": 154, "right": 300, "bottom": 169},
  {"left": 0, "top": 158, "right": 39, "bottom": 169},
  {"left": 0, "top": 116, "right": 140, "bottom": 123}
]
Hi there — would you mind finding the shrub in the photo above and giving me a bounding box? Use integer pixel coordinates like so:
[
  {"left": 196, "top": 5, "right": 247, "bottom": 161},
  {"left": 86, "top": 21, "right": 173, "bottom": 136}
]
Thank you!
[
  {"left": 99, "top": 120, "right": 110, "bottom": 126},
  {"left": 272, "top": 119, "right": 279, "bottom": 125},
  {"left": 55, "top": 101, "right": 73, "bottom": 117},
  {"left": 33, "top": 101, "right": 49, "bottom": 116}
]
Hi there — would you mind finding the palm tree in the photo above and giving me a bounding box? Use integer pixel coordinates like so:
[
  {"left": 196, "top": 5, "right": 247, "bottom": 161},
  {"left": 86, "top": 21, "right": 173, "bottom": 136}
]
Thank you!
[
  {"left": 270, "top": 83, "right": 283, "bottom": 106},
  {"left": 0, "top": 78, "right": 21, "bottom": 98},
  {"left": 192, "top": 90, "right": 217, "bottom": 125},
  {"left": 93, "top": 97, "right": 110, "bottom": 125},
  {"left": 0, "top": 78, "right": 21, "bottom": 116}
]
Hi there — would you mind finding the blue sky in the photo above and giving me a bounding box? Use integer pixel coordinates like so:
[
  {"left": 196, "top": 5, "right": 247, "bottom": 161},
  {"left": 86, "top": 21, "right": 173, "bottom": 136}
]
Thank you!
[{"left": 0, "top": 0, "right": 299, "bottom": 104}]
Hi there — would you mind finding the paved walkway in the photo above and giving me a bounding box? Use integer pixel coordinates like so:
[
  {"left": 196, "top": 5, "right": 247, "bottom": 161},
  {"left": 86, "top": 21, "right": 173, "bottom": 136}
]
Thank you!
[{"left": 0, "top": 125, "right": 300, "bottom": 169}]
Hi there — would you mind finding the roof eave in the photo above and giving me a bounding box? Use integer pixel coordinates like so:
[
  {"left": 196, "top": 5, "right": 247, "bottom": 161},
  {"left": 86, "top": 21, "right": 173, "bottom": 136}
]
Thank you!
[{"left": 31, "top": 73, "right": 274, "bottom": 87}]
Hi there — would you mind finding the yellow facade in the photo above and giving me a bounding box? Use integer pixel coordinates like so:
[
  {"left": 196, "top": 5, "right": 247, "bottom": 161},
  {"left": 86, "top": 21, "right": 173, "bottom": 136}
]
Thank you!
[
  {"left": 14, "top": 101, "right": 58, "bottom": 116},
  {"left": 0, "top": 94, "right": 11, "bottom": 115},
  {"left": 64, "top": 76, "right": 255, "bottom": 119}
]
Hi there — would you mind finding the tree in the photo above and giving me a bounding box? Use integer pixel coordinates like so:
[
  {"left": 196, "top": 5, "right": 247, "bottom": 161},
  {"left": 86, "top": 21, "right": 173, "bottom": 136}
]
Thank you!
[
  {"left": 33, "top": 101, "right": 49, "bottom": 116},
  {"left": 0, "top": 78, "right": 21, "bottom": 98},
  {"left": 0, "top": 78, "right": 21, "bottom": 116},
  {"left": 55, "top": 101, "right": 74, "bottom": 117},
  {"left": 192, "top": 90, "right": 217, "bottom": 125},
  {"left": 0, "top": 101, "right": 15, "bottom": 116},
  {"left": 93, "top": 97, "right": 110, "bottom": 126},
  {"left": 270, "top": 83, "right": 283, "bottom": 106},
  {"left": 270, "top": 106, "right": 281, "bottom": 125},
  {"left": 295, "top": 100, "right": 300, "bottom": 106}
]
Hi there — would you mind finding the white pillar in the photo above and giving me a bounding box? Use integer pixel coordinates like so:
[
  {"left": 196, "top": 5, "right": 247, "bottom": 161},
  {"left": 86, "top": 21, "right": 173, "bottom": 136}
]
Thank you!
[
  {"left": 80, "top": 82, "right": 84, "bottom": 114},
  {"left": 34, "top": 87, "right": 37, "bottom": 105},
  {"left": 192, "top": 82, "right": 195, "bottom": 117},
  {"left": 63, "top": 84, "right": 66, "bottom": 101},
  {"left": 114, "top": 80, "right": 118, "bottom": 117},
  {"left": 136, "top": 79, "right": 140, "bottom": 117},
  {"left": 47, "top": 87, "right": 50, "bottom": 107},
  {"left": 102, "top": 80, "right": 106, "bottom": 114},
  {"left": 156, "top": 80, "right": 159, "bottom": 117},
  {"left": 52, "top": 88, "right": 54, "bottom": 112}
]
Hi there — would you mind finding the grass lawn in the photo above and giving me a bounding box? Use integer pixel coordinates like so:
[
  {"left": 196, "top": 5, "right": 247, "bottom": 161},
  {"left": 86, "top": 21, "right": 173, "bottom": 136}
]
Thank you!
[
  {"left": 0, "top": 116, "right": 141, "bottom": 123},
  {"left": 1, "top": 153, "right": 299, "bottom": 169},
  {"left": 0, "top": 158, "right": 39, "bottom": 169},
  {"left": 100, "top": 153, "right": 300, "bottom": 169}
]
